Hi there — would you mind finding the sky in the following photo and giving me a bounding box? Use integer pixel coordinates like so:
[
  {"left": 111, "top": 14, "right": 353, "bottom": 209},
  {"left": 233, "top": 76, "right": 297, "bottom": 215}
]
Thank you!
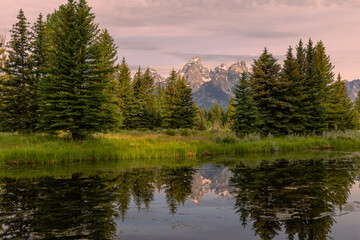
[{"left": 1, "top": 0, "right": 360, "bottom": 80}]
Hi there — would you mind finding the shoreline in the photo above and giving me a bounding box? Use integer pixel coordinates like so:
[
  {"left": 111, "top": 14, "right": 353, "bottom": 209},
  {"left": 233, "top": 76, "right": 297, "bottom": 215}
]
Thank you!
[{"left": 1, "top": 130, "right": 360, "bottom": 165}]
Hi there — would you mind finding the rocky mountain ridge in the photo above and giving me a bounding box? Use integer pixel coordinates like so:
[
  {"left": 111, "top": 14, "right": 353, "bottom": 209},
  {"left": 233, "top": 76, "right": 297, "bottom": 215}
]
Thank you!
[
  {"left": 189, "top": 165, "right": 235, "bottom": 205},
  {"left": 150, "top": 57, "right": 358, "bottom": 110},
  {"left": 152, "top": 56, "right": 249, "bottom": 110},
  {"left": 344, "top": 79, "right": 360, "bottom": 101},
  {"left": 178, "top": 56, "right": 212, "bottom": 92}
]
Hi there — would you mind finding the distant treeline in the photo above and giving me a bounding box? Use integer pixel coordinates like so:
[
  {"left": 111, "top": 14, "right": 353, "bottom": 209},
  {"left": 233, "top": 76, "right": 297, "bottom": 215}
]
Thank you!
[
  {"left": 229, "top": 41, "right": 360, "bottom": 136},
  {"left": 0, "top": 0, "right": 359, "bottom": 140}
]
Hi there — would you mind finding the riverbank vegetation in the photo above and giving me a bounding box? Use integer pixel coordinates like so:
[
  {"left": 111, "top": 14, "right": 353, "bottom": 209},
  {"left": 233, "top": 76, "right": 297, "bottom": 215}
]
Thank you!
[{"left": 1, "top": 130, "right": 360, "bottom": 165}]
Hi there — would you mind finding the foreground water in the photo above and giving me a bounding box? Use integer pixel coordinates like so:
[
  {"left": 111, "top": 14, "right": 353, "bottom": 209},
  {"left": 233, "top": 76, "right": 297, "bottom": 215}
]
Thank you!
[{"left": 0, "top": 155, "right": 360, "bottom": 239}]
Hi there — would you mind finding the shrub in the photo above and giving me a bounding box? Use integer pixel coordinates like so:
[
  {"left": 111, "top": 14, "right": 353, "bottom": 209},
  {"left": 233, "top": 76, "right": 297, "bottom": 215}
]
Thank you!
[
  {"left": 138, "top": 128, "right": 149, "bottom": 132},
  {"left": 213, "top": 133, "right": 238, "bottom": 144},
  {"left": 180, "top": 129, "right": 192, "bottom": 137},
  {"left": 242, "top": 133, "right": 261, "bottom": 143},
  {"left": 165, "top": 129, "right": 177, "bottom": 136}
]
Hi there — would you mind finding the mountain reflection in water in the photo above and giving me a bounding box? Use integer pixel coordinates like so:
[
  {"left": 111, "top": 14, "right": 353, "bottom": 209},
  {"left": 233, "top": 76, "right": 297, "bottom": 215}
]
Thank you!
[{"left": 0, "top": 158, "right": 359, "bottom": 239}]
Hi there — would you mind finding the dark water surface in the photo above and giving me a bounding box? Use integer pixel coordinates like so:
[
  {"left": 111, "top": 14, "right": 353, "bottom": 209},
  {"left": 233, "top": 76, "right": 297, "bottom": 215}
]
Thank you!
[{"left": 1, "top": 156, "right": 360, "bottom": 239}]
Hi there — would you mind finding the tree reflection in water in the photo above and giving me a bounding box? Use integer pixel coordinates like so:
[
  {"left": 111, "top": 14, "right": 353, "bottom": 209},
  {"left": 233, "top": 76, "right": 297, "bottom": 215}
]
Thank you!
[
  {"left": 230, "top": 159, "right": 358, "bottom": 240},
  {"left": 0, "top": 173, "right": 118, "bottom": 239},
  {"left": 0, "top": 159, "right": 358, "bottom": 239},
  {"left": 0, "top": 167, "right": 195, "bottom": 239}
]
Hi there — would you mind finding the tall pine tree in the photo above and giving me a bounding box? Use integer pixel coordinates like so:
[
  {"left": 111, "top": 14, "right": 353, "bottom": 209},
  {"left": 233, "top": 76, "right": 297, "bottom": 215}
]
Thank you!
[
  {"left": 137, "top": 68, "right": 156, "bottom": 128},
  {"left": 29, "top": 13, "right": 47, "bottom": 130},
  {"left": 163, "top": 69, "right": 178, "bottom": 128},
  {"left": 116, "top": 57, "right": 132, "bottom": 128},
  {"left": 225, "top": 97, "right": 235, "bottom": 128},
  {"left": 231, "top": 72, "right": 261, "bottom": 135},
  {"left": 281, "top": 46, "right": 307, "bottom": 134},
  {"left": 250, "top": 48, "right": 282, "bottom": 135},
  {"left": 325, "top": 74, "right": 357, "bottom": 130},
  {"left": 98, "top": 29, "right": 121, "bottom": 129},
  {"left": 153, "top": 82, "right": 166, "bottom": 128},
  {"left": 174, "top": 77, "right": 196, "bottom": 129},
  {"left": 0, "top": 9, "right": 34, "bottom": 132},
  {"left": 354, "top": 90, "right": 360, "bottom": 114},
  {"left": 127, "top": 67, "right": 143, "bottom": 129},
  {"left": 303, "top": 39, "right": 335, "bottom": 133},
  {"left": 38, "top": 0, "right": 117, "bottom": 140}
]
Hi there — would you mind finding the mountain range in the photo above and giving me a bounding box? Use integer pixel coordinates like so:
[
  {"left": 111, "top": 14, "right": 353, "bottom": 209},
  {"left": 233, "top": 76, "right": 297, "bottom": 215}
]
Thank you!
[
  {"left": 150, "top": 57, "right": 359, "bottom": 110},
  {"left": 150, "top": 56, "right": 248, "bottom": 110},
  {"left": 344, "top": 80, "right": 360, "bottom": 101},
  {"left": 189, "top": 165, "right": 234, "bottom": 205}
]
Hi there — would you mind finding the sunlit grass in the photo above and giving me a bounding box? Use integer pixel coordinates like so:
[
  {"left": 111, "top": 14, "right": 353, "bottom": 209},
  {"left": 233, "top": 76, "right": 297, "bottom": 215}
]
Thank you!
[{"left": 1, "top": 130, "right": 360, "bottom": 165}]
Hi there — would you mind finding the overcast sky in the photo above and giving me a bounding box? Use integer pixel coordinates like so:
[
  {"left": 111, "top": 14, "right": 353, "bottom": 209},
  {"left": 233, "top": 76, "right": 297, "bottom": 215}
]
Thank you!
[{"left": 2, "top": 0, "right": 360, "bottom": 79}]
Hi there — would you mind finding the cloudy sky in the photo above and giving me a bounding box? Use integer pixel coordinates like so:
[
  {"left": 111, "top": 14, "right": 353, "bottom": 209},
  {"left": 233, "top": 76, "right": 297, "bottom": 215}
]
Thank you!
[{"left": 2, "top": 0, "right": 360, "bottom": 79}]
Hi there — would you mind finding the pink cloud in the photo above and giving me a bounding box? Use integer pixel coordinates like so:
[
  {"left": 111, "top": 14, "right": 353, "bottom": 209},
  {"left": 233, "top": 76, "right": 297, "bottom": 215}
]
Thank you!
[{"left": 1, "top": 0, "right": 359, "bottom": 80}]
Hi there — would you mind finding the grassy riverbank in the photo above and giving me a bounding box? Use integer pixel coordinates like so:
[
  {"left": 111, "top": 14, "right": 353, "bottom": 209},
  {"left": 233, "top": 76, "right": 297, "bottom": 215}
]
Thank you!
[{"left": 1, "top": 130, "right": 360, "bottom": 165}]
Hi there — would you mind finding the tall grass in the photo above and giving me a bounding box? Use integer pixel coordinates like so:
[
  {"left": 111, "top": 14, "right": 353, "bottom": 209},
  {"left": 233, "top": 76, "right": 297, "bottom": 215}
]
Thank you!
[{"left": 1, "top": 130, "right": 360, "bottom": 165}]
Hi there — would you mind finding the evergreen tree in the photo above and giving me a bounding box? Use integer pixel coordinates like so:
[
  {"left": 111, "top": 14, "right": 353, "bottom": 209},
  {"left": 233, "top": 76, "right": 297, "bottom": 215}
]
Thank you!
[
  {"left": 281, "top": 46, "right": 307, "bottom": 134},
  {"left": 132, "top": 66, "right": 142, "bottom": 97},
  {"left": 139, "top": 68, "right": 155, "bottom": 103},
  {"left": 98, "top": 29, "right": 121, "bottom": 129},
  {"left": 138, "top": 68, "right": 156, "bottom": 128},
  {"left": 163, "top": 71, "right": 196, "bottom": 129},
  {"left": 207, "top": 104, "right": 224, "bottom": 129},
  {"left": 153, "top": 82, "right": 166, "bottom": 128},
  {"left": 128, "top": 67, "right": 157, "bottom": 129},
  {"left": 174, "top": 77, "right": 196, "bottom": 128},
  {"left": 30, "top": 13, "right": 47, "bottom": 130},
  {"left": 296, "top": 39, "right": 306, "bottom": 76},
  {"left": 295, "top": 40, "right": 312, "bottom": 134},
  {"left": 354, "top": 90, "right": 360, "bottom": 114},
  {"left": 193, "top": 103, "right": 201, "bottom": 129},
  {"left": 250, "top": 48, "right": 282, "bottom": 135},
  {"left": 325, "top": 74, "right": 357, "bottom": 130},
  {"left": 0, "top": 9, "right": 34, "bottom": 132},
  {"left": 116, "top": 57, "right": 132, "bottom": 128},
  {"left": 198, "top": 107, "right": 207, "bottom": 130},
  {"left": 127, "top": 67, "right": 143, "bottom": 129},
  {"left": 38, "top": 0, "right": 117, "bottom": 140},
  {"left": 304, "top": 39, "right": 334, "bottom": 133},
  {"left": 225, "top": 97, "right": 235, "bottom": 128},
  {"left": 354, "top": 91, "right": 360, "bottom": 129},
  {"left": 219, "top": 105, "right": 226, "bottom": 128},
  {"left": 231, "top": 72, "right": 261, "bottom": 135},
  {"left": 163, "top": 69, "right": 178, "bottom": 128}
]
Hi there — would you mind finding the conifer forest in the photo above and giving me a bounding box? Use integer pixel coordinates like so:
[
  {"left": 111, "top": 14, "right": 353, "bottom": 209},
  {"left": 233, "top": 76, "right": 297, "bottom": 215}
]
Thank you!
[{"left": 0, "top": 0, "right": 358, "bottom": 141}]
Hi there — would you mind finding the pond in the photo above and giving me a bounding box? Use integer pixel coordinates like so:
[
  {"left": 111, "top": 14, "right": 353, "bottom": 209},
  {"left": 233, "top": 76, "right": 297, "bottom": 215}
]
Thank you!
[{"left": 0, "top": 154, "right": 360, "bottom": 239}]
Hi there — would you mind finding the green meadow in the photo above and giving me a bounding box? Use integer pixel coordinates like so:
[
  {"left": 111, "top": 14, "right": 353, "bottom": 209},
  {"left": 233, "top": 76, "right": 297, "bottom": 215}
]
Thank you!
[{"left": 1, "top": 130, "right": 360, "bottom": 166}]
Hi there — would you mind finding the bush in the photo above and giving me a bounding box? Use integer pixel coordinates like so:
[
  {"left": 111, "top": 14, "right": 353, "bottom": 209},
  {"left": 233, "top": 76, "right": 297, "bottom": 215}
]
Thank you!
[
  {"left": 165, "top": 129, "right": 177, "bottom": 136},
  {"left": 321, "top": 130, "right": 360, "bottom": 140},
  {"left": 153, "top": 127, "right": 163, "bottom": 132},
  {"left": 242, "top": 133, "right": 261, "bottom": 143},
  {"left": 180, "top": 129, "right": 192, "bottom": 137},
  {"left": 138, "top": 128, "right": 149, "bottom": 132},
  {"left": 213, "top": 133, "right": 238, "bottom": 144}
]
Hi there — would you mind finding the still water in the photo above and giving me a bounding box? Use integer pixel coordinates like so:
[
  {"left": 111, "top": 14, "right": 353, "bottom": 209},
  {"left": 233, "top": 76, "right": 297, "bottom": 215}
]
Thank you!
[{"left": 0, "top": 156, "right": 360, "bottom": 239}]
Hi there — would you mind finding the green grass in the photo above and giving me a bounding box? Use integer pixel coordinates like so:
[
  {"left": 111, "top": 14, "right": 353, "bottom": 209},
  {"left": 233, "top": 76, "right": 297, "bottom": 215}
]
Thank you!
[{"left": 1, "top": 130, "right": 360, "bottom": 165}]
